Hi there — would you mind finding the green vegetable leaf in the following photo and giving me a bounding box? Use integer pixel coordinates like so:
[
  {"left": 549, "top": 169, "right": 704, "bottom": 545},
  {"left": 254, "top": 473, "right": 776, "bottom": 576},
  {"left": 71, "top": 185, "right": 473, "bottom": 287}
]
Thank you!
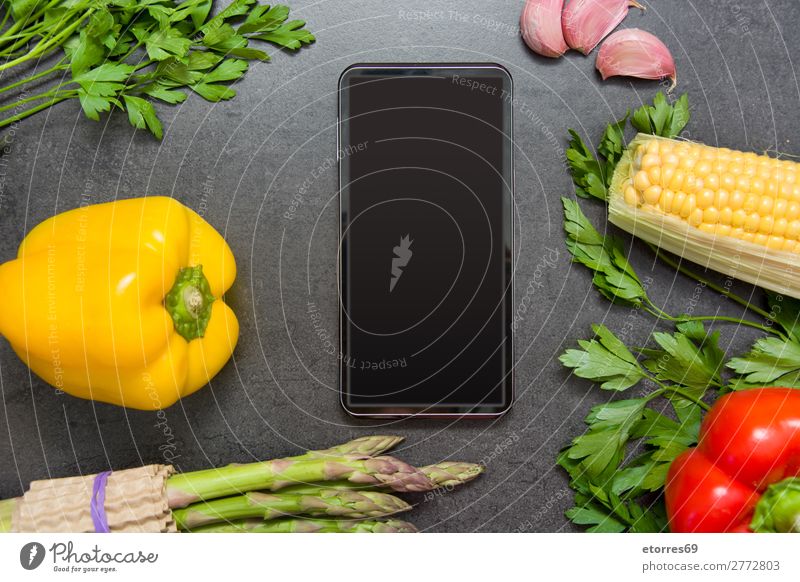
[
  {"left": 560, "top": 324, "right": 645, "bottom": 392},
  {"left": 201, "top": 59, "right": 248, "bottom": 83},
  {"left": 598, "top": 113, "right": 628, "bottom": 170},
  {"left": 239, "top": 4, "right": 290, "bottom": 34},
  {"left": 191, "top": 83, "right": 236, "bottom": 101},
  {"left": 251, "top": 19, "right": 315, "bottom": 50},
  {"left": 199, "top": 0, "right": 256, "bottom": 34},
  {"left": 123, "top": 95, "right": 163, "bottom": 139},
  {"left": 766, "top": 290, "right": 800, "bottom": 343},
  {"left": 565, "top": 505, "right": 626, "bottom": 533},
  {"left": 145, "top": 27, "right": 193, "bottom": 61},
  {"left": 142, "top": 84, "right": 187, "bottom": 104},
  {"left": 644, "top": 323, "right": 724, "bottom": 389},
  {"left": 727, "top": 336, "right": 800, "bottom": 385},
  {"left": 563, "top": 198, "right": 649, "bottom": 306},
  {"left": 566, "top": 129, "right": 608, "bottom": 201},
  {"left": 68, "top": 30, "right": 107, "bottom": 76},
  {"left": 631, "top": 92, "right": 690, "bottom": 138},
  {"left": 73, "top": 63, "right": 134, "bottom": 121}
]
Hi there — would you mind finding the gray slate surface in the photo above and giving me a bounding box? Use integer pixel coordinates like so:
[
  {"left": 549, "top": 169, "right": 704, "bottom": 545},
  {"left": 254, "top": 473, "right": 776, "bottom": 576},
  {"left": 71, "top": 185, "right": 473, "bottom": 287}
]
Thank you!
[{"left": 1, "top": 0, "right": 798, "bottom": 532}]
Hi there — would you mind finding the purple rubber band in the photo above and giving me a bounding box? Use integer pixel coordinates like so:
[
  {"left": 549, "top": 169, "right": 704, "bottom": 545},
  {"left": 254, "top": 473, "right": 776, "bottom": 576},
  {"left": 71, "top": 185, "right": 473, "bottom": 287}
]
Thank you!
[{"left": 90, "top": 471, "right": 112, "bottom": 533}]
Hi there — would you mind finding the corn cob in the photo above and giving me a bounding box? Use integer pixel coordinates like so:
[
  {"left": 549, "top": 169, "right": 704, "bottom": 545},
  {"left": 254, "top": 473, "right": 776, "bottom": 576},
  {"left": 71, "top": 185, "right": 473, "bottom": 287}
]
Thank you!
[{"left": 609, "top": 133, "right": 800, "bottom": 298}]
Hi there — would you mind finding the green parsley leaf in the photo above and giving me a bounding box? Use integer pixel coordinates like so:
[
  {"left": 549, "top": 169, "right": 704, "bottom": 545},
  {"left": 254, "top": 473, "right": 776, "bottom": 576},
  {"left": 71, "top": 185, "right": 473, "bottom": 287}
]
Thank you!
[
  {"left": 142, "top": 84, "right": 188, "bottom": 104},
  {"left": 563, "top": 198, "right": 649, "bottom": 306},
  {"left": 766, "top": 290, "right": 800, "bottom": 343},
  {"left": 598, "top": 113, "right": 628, "bottom": 170},
  {"left": 726, "top": 336, "right": 800, "bottom": 385},
  {"left": 199, "top": 0, "right": 256, "bottom": 34},
  {"left": 238, "top": 4, "right": 290, "bottom": 34},
  {"left": 251, "top": 19, "right": 315, "bottom": 50},
  {"left": 631, "top": 92, "right": 690, "bottom": 138},
  {"left": 74, "top": 63, "right": 134, "bottom": 120},
  {"left": 191, "top": 83, "right": 236, "bottom": 101},
  {"left": 566, "top": 129, "right": 608, "bottom": 201},
  {"left": 565, "top": 505, "right": 626, "bottom": 533},
  {"left": 643, "top": 323, "right": 724, "bottom": 389},
  {"left": 560, "top": 324, "right": 646, "bottom": 391},
  {"left": 145, "top": 27, "right": 193, "bottom": 61},
  {"left": 123, "top": 95, "right": 163, "bottom": 139}
]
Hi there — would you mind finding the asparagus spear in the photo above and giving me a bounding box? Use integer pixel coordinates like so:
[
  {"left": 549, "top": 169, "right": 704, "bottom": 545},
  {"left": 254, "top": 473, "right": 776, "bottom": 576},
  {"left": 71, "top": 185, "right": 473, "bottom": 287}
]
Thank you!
[
  {"left": 174, "top": 489, "right": 411, "bottom": 530},
  {"left": 167, "top": 455, "right": 437, "bottom": 508},
  {"left": 191, "top": 517, "right": 418, "bottom": 533},
  {"left": 277, "top": 462, "right": 485, "bottom": 495},
  {"left": 420, "top": 462, "right": 485, "bottom": 488},
  {"left": 303, "top": 435, "right": 404, "bottom": 458}
]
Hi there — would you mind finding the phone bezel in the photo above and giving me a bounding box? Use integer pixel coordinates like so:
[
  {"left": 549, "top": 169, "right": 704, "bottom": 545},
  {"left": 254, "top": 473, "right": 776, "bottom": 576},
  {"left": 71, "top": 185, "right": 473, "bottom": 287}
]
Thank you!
[{"left": 337, "top": 63, "right": 514, "bottom": 419}]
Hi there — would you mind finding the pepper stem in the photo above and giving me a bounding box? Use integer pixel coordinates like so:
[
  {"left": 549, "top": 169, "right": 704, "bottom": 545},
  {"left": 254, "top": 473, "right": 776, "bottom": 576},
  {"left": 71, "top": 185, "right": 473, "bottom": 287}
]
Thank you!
[
  {"left": 165, "top": 265, "right": 215, "bottom": 341},
  {"left": 750, "top": 477, "right": 800, "bottom": 533}
]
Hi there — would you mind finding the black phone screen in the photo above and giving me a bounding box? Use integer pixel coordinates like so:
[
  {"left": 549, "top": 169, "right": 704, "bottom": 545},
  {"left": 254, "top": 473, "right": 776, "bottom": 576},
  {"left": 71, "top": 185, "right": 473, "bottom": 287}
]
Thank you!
[{"left": 339, "top": 64, "right": 513, "bottom": 416}]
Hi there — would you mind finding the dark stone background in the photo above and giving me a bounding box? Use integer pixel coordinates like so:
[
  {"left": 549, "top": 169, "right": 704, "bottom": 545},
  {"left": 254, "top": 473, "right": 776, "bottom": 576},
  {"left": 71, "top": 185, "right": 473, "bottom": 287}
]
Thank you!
[{"left": 1, "top": 0, "right": 797, "bottom": 532}]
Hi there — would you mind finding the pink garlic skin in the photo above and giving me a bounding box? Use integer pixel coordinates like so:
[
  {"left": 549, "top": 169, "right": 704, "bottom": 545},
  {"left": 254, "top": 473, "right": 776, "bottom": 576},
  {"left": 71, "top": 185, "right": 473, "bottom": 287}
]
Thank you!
[
  {"left": 596, "top": 28, "right": 677, "bottom": 88},
  {"left": 562, "top": 0, "right": 645, "bottom": 55},
  {"left": 520, "top": 0, "right": 569, "bottom": 58}
]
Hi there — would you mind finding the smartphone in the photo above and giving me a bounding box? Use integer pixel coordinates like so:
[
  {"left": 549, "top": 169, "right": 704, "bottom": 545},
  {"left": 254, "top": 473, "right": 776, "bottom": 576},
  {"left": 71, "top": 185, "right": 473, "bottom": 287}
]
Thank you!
[{"left": 338, "top": 63, "right": 514, "bottom": 418}]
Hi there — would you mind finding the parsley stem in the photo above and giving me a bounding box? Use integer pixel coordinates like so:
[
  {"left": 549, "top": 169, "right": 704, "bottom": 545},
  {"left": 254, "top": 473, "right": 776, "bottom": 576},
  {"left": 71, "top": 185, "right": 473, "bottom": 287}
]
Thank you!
[
  {"left": 676, "top": 314, "right": 781, "bottom": 338},
  {"left": 643, "top": 297, "right": 784, "bottom": 339},
  {"left": 0, "top": 60, "right": 68, "bottom": 96},
  {"left": 0, "top": 0, "right": 63, "bottom": 43},
  {"left": 646, "top": 243, "right": 774, "bottom": 322},
  {"left": 0, "top": 94, "right": 70, "bottom": 127},
  {"left": 652, "top": 384, "right": 711, "bottom": 412},
  {"left": 0, "top": 9, "right": 92, "bottom": 73}
]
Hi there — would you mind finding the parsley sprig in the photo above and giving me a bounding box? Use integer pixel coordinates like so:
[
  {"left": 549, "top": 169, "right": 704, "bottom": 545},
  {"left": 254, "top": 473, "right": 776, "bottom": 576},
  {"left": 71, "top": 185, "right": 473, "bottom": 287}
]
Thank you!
[
  {"left": 559, "top": 322, "right": 721, "bottom": 532},
  {"left": 0, "top": 0, "right": 315, "bottom": 138}
]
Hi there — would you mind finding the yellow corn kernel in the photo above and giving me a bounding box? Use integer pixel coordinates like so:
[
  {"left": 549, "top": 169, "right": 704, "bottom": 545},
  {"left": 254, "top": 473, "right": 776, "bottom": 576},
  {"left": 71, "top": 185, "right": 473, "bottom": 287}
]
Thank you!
[
  {"left": 787, "top": 220, "right": 800, "bottom": 240},
  {"left": 758, "top": 215, "right": 774, "bottom": 235},
  {"left": 671, "top": 192, "right": 687, "bottom": 215},
  {"left": 697, "top": 189, "right": 715, "bottom": 210},
  {"left": 642, "top": 154, "right": 660, "bottom": 169},
  {"left": 680, "top": 195, "right": 696, "bottom": 218},
  {"left": 703, "top": 207, "right": 719, "bottom": 224},
  {"left": 659, "top": 189, "right": 675, "bottom": 213},
  {"left": 670, "top": 169, "right": 686, "bottom": 191},
  {"left": 624, "top": 186, "right": 639, "bottom": 207},
  {"left": 775, "top": 198, "right": 788, "bottom": 219},
  {"left": 634, "top": 171, "right": 650, "bottom": 191},
  {"left": 758, "top": 196, "right": 774, "bottom": 216},
  {"left": 767, "top": 236, "right": 785, "bottom": 250},
  {"left": 744, "top": 213, "right": 761, "bottom": 233},
  {"left": 643, "top": 185, "right": 662, "bottom": 205}
]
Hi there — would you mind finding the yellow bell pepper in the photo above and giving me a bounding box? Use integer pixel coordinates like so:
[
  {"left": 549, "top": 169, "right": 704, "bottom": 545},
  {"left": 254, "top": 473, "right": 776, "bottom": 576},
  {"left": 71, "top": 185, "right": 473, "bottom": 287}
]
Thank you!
[{"left": 0, "top": 197, "right": 238, "bottom": 410}]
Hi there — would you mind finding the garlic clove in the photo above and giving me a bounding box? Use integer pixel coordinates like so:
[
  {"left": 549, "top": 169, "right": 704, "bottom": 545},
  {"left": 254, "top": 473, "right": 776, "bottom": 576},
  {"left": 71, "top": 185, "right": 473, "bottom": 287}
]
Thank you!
[
  {"left": 563, "top": 0, "right": 645, "bottom": 55},
  {"left": 520, "top": 0, "right": 569, "bottom": 59},
  {"left": 596, "top": 28, "right": 677, "bottom": 89}
]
